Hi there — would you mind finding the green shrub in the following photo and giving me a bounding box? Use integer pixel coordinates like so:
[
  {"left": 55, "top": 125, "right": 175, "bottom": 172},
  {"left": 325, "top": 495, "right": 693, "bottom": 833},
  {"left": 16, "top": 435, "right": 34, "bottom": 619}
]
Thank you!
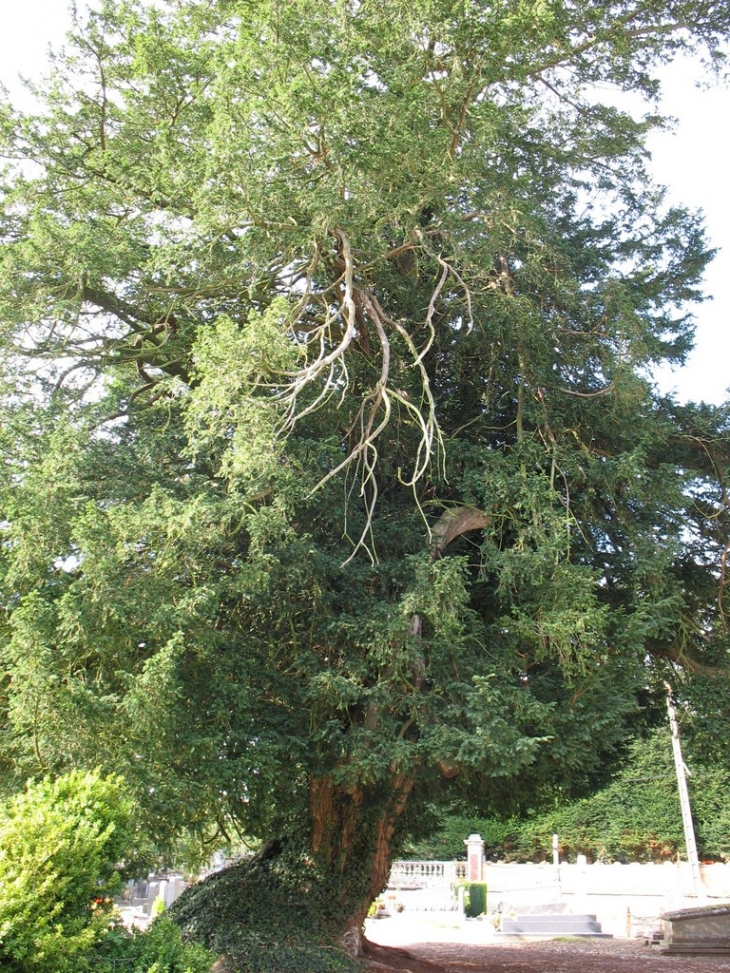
[
  {"left": 0, "top": 769, "right": 135, "bottom": 973},
  {"left": 464, "top": 882, "right": 487, "bottom": 918},
  {"left": 96, "top": 916, "right": 214, "bottom": 973},
  {"left": 151, "top": 895, "right": 168, "bottom": 918},
  {"left": 505, "top": 730, "right": 724, "bottom": 863}
]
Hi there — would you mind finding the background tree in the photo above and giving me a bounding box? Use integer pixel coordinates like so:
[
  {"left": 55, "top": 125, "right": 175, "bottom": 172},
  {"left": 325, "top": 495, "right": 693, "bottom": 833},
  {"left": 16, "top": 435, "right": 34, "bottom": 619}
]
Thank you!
[
  {"left": 1, "top": 0, "right": 729, "bottom": 961},
  {"left": 404, "top": 727, "right": 730, "bottom": 863}
]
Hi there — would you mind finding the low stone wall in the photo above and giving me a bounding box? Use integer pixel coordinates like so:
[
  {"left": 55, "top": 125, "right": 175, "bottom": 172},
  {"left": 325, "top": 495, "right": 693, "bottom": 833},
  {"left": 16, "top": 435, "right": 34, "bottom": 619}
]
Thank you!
[{"left": 387, "top": 860, "right": 730, "bottom": 937}]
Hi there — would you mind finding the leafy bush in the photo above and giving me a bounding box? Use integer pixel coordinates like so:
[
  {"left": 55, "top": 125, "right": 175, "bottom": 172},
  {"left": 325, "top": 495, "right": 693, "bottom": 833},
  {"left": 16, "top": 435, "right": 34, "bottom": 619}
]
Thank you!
[
  {"left": 464, "top": 883, "right": 487, "bottom": 918},
  {"left": 96, "top": 916, "right": 214, "bottom": 973},
  {"left": 0, "top": 770, "right": 134, "bottom": 973}
]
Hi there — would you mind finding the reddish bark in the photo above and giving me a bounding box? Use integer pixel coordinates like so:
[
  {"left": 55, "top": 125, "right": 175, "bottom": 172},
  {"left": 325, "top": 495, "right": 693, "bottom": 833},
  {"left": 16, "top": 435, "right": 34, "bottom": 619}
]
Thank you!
[{"left": 309, "top": 773, "right": 415, "bottom": 954}]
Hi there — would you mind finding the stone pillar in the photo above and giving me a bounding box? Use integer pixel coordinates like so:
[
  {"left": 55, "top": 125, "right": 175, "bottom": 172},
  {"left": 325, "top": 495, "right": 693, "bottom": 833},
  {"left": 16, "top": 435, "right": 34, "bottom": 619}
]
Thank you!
[{"left": 464, "top": 833, "right": 485, "bottom": 883}]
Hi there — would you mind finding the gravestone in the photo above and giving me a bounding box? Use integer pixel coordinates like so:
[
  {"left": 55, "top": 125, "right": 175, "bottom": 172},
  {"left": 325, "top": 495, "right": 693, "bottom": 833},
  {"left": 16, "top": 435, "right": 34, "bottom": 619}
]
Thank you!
[
  {"left": 662, "top": 903, "right": 730, "bottom": 955},
  {"left": 499, "top": 913, "right": 612, "bottom": 938}
]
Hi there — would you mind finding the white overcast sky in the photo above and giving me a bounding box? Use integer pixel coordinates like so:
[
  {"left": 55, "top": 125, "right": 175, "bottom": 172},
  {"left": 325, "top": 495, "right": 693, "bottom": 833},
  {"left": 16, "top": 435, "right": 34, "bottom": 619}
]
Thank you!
[{"left": 1, "top": 2, "right": 728, "bottom": 406}]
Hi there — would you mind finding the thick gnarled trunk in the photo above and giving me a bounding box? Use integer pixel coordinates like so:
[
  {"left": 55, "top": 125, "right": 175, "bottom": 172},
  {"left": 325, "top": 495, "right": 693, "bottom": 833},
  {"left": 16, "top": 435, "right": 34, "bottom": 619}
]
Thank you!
[{"left": 309, "top": 772, "right": 415, "bottom": 955}]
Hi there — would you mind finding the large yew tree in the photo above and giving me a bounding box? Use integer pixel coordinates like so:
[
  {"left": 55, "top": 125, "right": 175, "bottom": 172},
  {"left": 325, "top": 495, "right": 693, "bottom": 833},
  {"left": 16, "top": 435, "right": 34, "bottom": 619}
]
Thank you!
[{"left": 1, "top": 0, "right": 729, "bottom": 956}]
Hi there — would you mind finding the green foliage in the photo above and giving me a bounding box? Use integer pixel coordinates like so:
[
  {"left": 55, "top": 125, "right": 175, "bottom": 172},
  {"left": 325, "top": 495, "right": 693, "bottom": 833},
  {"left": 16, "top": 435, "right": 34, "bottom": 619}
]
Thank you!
[
  {"left": 403, "top": 814, "right": 520, "bottom": 862},
  {"left": 412, "top": 730, "right": 730, "bottom": 864},
  {"left": 0, "top": 770, "right": 134, "bottom": 973},
  {"left": 0, "top": 770, "right": 212, "bottom": 972},
  {"left": 151, "top": 896, "right": 168, "bottom": 918},
  {"left": 96, "top": 917, "right": 214, "bottom": 973},
  {"left": 0, "top": 0, "right": 728, "bottom": 946},
  {"left": 509, "top": 730, "right": 730, "bottom": 863},
  {"left": 464, "top": 883, "right": 487, "bottom": 918},
  {"left": 169, "top": 853, "right": 359, "bottom": 973}
]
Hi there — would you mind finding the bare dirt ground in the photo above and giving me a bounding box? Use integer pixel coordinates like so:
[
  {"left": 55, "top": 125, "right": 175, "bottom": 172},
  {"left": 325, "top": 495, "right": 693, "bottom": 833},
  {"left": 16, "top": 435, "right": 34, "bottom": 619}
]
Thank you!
[{"left": 362, "top": 914, "right": 730, "bottom": 973}]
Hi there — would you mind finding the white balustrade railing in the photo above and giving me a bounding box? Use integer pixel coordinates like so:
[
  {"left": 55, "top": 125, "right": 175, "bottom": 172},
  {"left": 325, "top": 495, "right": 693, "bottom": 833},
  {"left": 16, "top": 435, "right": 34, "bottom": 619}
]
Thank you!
[{"left": 389, "top": 860, "right": 466, "bottom": 889}]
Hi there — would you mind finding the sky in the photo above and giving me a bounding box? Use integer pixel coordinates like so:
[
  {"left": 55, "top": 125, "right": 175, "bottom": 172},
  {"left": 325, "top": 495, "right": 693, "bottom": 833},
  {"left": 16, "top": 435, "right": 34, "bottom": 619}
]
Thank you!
[{"left": 0, "top": 2, "right": 728, "bottom": 406}]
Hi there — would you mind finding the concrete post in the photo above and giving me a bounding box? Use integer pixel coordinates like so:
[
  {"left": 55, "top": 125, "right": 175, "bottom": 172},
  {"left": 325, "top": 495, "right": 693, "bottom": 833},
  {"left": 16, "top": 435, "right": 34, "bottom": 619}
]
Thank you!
[
  {"left": 665, "top": 682, "right": 705, "bottom": 900},
  {"left": 464, "top": 832, "right": 485, "bottom": 882}
]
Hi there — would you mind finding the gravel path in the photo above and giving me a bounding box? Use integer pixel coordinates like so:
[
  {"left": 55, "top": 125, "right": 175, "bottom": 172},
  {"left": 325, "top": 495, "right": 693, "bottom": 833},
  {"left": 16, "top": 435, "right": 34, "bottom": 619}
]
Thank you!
[{"left": 363, "top": 913, "right": 730, "bottom": 973}]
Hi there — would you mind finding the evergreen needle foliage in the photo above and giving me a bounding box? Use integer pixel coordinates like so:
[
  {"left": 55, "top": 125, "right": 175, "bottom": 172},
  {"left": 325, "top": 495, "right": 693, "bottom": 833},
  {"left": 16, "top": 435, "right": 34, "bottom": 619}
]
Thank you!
[{"left": 0, "top": 0, "right": 729, "bottom": 959}]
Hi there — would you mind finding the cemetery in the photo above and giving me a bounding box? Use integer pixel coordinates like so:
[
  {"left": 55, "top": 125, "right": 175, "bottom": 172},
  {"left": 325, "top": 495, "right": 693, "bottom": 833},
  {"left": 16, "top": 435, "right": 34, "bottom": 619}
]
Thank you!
[
  {"left": 386, "top": 834, "right": 730, "bottom": 944},
  {"left": 119, "top": 831, "right": 730, "bottom": 959}
]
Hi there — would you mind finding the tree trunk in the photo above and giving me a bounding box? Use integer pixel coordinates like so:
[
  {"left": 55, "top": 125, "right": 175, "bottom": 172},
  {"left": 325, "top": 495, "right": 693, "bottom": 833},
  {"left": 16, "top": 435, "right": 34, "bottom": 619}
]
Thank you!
[{"left": 309, "top": 772, "right": 415, "bottom": 956}]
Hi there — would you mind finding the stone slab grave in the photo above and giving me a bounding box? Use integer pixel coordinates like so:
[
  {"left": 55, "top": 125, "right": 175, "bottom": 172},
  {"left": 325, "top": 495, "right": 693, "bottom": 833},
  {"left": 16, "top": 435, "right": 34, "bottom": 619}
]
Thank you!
[
  {"left": 498, "top": 913, "right": 612, "bottom": 938},
  {"left": 662, "top": 903, "right": 730, "bottom": 955}
]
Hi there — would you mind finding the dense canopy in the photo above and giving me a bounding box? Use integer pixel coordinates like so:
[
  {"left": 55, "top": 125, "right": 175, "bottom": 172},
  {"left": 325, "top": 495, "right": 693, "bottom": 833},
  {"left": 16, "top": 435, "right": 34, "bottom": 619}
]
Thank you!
[{"left": 0, "top": 0, "right": 729, "bottom": 952}]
